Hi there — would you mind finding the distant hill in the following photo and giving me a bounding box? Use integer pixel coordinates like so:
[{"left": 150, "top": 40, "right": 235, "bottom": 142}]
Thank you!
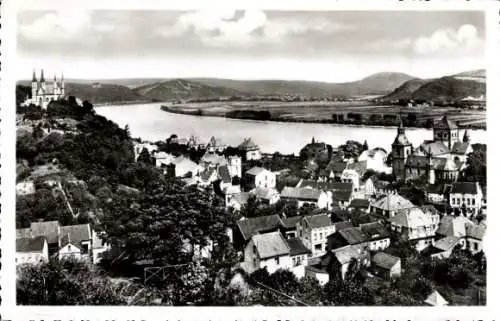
[
  {"left": 64, "top": 83, "right": 147, "bottom": 104},
  {"left": 382, "top": 69, "right": 486, "bottom": 103},
  {"left": 133, "top": 79, "right": 248, "bottom": 101},
  {"left": 191, "top": 72, "right": 415, "bottom": 97}
]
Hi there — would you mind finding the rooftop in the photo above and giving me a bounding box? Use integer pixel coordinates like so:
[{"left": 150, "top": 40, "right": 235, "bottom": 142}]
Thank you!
[
  {"left": 451, "top": 182, "right": 480, "bottom": 195},
  {"left": 251, "top": 232, "right": 290, "bottom": 260},
  {"left": 246, "top": 166, "right": 268, "bottom": 176},
  {"left": 286, "top": 237, "right": 311, "bottom": 256},
  {"left": 304, "top": 214, "right": 334, "bottom": 229},
  {"left": 237, "top": 215, "right": 282, "bottom": 241},
  {"left": 389, "top": 207, "right": 437, "bottom": 228},
  {"left": 372, "top": 252, "right": 400, "bottom": 270},
  {"left": 372, "top": 194, "right": 414, "bottom": 212},
  {"left": 16, "top": 236, "right": 47, "bottom": 253},
  {"left": 281, "top": 186, "right": 323, "bottom": 201}
]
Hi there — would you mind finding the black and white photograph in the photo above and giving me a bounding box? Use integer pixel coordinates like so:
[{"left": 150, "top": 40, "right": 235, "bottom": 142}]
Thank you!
[{"left": 10, "top": 5, "right": 488, "bottom": 309}]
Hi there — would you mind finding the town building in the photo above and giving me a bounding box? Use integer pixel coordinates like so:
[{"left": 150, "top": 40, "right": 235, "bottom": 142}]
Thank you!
[
  {"left": 244, "top": 167, "right": 276, "bottom": 189},
  {"left": 371, "top": 193, "right": 414, "bottom": 218},
  {"left": 206, "top": 136, "right": 226, "bottom": 153},
  {"left": 388, "top": 207, "right": 440, "bottom": 251},
  {"left": 24, "top": 69, "right": 65, "bottom": 109},
  {"left": 58, "top": 224, "right": 93, "bottom": 261},
  {"left": 16, "top": 181, "right": 35, "bottom": 196},
  {"left": 327, "top": 222, "right": 390, "bottom": 252},
  {"left": 16, "top": 236, "right": 49, "bottom": 265},
  {"left": 238, "top": 137, "right": 262, "bottom": 160},
  {"left": 166, "top": 156, "right": 201, "bottom": 178},
  {"left": 391, "top": 116, "right": 470, "bottom": 183},
  {"left": 348, "top": 198, "right": 371, "bottom": 213},
  {"left": 133, "top": 142, "right": 158, "bottom": 161},
  {"left": 323, "top": 244, "right": 371, "bottom": 280},
  {"left": 280, "top": 187, "right": 330, "bottom": 209},
  {"left": 449, "top": 182, "right": 484, "bottom": 217},
  {"left": 358, "top": 148, "right": 391, "bottom": 174},
  {"left": 233, "top": 215, "right": 282, "bottom": 250},
  {"left": 363, "top": 176, "right": 394, "bottom": 198},
  {"left": 371, "top": 252, "right": 401, "bottom": 280},
  {"left": 152, "top": 151, "right": 176, "bottom": 168},
  {"left": 249, "top": 187, "right": 280, "bottom": 205},
  {"left": 434, "top": 215, "right": 485, "bottom": 256},
  {"left": 243, "top": 231, "right": 292, "bottom": 274},
  {"left": 297, "top": 214, "right": 337, "bottom": 257}
]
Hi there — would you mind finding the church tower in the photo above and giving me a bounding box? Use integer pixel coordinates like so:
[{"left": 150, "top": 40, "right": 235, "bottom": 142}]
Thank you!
[
  {"left": 391, "top": 119, "right": 412, "bottom": 181},
  {"left": 433, "top": 116, "right": 459, "bottom": 150},
  {"left": 463, "top": 129, "right": 470, "bottom": 143},
  {"left": 60, "top": 73, "right": 65, "bottom": 96},
  {"left": 40, "top": 69, "right": 46, "bottom": 91},
  {"left": 31, "top": 69, "right": 38, "bottom": 101}
]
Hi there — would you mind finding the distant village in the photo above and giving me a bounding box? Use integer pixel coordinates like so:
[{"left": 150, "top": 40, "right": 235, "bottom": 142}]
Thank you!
[{"left": 15, "top": 106, "right": 486, "bottom": 305}]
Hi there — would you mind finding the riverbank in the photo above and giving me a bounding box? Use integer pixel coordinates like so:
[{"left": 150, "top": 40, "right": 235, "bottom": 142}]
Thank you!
[
  {"left": 161, "top": 105, "right": 486, "bottom": 130},
  {"left": 94, "top": 100, "right": 156, "bottom": 107}
]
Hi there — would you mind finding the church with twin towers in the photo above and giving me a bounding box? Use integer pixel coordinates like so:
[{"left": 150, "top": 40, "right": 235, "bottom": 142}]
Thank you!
[{"left": 25, "top": 69, "right": 65, "bottom": 109}]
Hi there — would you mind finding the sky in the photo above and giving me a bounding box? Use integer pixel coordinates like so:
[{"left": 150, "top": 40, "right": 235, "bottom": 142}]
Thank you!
[{"left": 17, "top": 10, "right": 486, "bottom": 82}]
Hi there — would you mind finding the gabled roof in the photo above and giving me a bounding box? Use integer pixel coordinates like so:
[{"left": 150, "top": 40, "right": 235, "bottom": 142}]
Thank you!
[
  {"left": 434, "top": 116, "right": 458, "bottom": 130},
  {"left": 30, "top": 221, "right": 60, "bottom": 244},
  {"left": 388, "top": 207, "right": 436, "bottom": 228},
  {"left": 238, "top": 137, "right": 259, "bottom": 151},
  {"left": 173, "top": 156, "right": 199, "bottom": 169},
  {"left": 425, "top": 290, "right": 448, "bottom": 306},
  {"left": 60, "top": 224, "right": 92, "bottom": 244},
  {"left": 281, "top": 216, "right": 302, "bottom": 229},
  {"left": 338, "top": 227, "right": 368, "bottom": 244},
  {"left": 332, "top": 190, "right": 352, "bottom": 202},
  {"left": 200, "top": 153, "right": 227, "bottom": 166},
  {"left": 281, "top": 186, "right": 322, "bottom": 201},
  {"left": 350, "top": 198, "right": 370, "bottom": 208},
  {"left": 436, "top": 215, "right": 472, "bottom": 238},
  {"left": 434, "top": 236, "right": 461, "bottom": 252},
  {"left": 451, "top": 142, "right": 470, "bottom": 155},
  {"left": 372, "top": 194, "right": 414, "bottom": 212},
  {"left": 465, "top": 223, "right": 486, "bottom": 240},
  {"left": 16, "top": 236, "right": 47, "bottom": 253},
  {"left": 372, "top": 252, "right": 400, "bottom": 270},
  {"left": 298, "top": 180, "right": 353, "bottom": 192},
  {"left": 417, "top": 141, "right": 450, "bottom": 156},
  {"left": 286, "top": 237, "right": 311, "bottom": 256},
  {"left": 218, "top": 165, "right": 232, "bottom": 183},
  {"left": 451, "top": 182, "right": 480, "bottom": 195},
  {"left": 246, "top": 166, "right": 267, "bottom": 176},
  {"left": 237, "top": 215, "right": 282, "bottom": 241},
  {"left": 360, "top": 221, "right": 390, "bottom": 240},
  {"left": 304, "top": 214, "right": 334, "bottom": 229},
  {"left": 251, "top": 232, "right": 290, "bottom": 260}
]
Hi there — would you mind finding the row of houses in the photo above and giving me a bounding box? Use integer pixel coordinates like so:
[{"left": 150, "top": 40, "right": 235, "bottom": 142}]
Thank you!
[{"left": 16, "top": 221, "right": 110, "bottom": 265}]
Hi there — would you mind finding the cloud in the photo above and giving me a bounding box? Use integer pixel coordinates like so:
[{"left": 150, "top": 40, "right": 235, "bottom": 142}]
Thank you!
[
  {"left": 413, "top": 24, "right": 483, "bottom": 55},
  {"left": 157, "top": 9, "right": 352, "bottom": 47},
  {"left": 20, "top": 10, "right": 91, "bottom": 41}
]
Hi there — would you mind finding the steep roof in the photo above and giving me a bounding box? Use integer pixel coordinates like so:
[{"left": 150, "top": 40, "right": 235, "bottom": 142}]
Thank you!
[
  {"left": 246, "top": 166, "right": 267, "bottom": 176},
  {"left": 286, "top": 237, "right": 311, "bottom": 256},
  {"left": 281, "top": 216, "right": 302, "bottom": 229},
  {"left": 218, "top": 165, "right": 232, "bottom": 183},
  {"left": 30, "top": 221, "right": 60, "bottom": 244},
  {"left": 338, "top": 227, "right": 368, "bottom": 244},
  {"left": 281, "top": 186, "right": 322, "bottom": 201},
  {"left": 200, "top": 168, "right": 216, "bottom": 181},
  {"left": 200, "top": 153, "right": 227, "bottom": 166},
  {"left": 425, "top": 290, "right": 448, "bottom": 306},
  {"left": 237, "top": 215, "right": 282, "bottom": 241},
  {"left": 393, "top": 131, "right": 411, "bottom": 146},
  {"left": 434, "top": 116, "right": 458, "bottom": 130},
  {"left": 332, "top": 190, "right": 353, "bottom": 202},
  {"left": 350, "top": 198, "right": 370, "bottom": 208},
  {"left": 434, "top": 236, "right": 461, "bottom": 252},
  {"left": 360, "top": 221, "right": 390, "bottom": 240},
  {"left": 304, "top": 214, "right": 334, "bottom": 229},
  {"left": 436, "top": 215, "right": 472, "bottom": 238},
  {"left": 451, "top": 142, "right": 470, "bottom": 155},
  {"left": 251, "top": 232, "right": 290, "bottom": 260},
  {"left": 16, "top": 236, "right": 47, "bottom": 253},
  {"left": 465, "top": 223, "right": 486, "bottom": 240},
  {"left": 417, "top": 141, "right": 450, "bottom": 156},
  {"left": 372, "top": 252, "right": 400, "bottom": 270},
  {"left": 388, "top": 207, "right": 436, "bottom": 228},
  {"left": 372, "top": 194, "right": 414, "bottom": 212},
  {"left": 451, "top": 182, "right": 480, "bottom": 194},
  {"left": 60, "top": 224, "right": 92, "bottom": 244}
]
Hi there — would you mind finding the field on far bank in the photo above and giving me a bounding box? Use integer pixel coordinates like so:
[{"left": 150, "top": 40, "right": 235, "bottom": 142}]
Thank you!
[{"left": 166, "top": 100, "right": 486, "bottom": 127}]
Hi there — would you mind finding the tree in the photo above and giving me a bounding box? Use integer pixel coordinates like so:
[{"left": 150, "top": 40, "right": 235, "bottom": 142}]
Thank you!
[{"left": 137, "top": 147, "right": 153, "bottom": 165}]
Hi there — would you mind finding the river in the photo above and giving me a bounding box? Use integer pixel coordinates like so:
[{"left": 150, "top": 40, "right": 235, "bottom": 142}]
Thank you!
[{"left": 96, "top": 103, "right": 487, "bottom": 155}]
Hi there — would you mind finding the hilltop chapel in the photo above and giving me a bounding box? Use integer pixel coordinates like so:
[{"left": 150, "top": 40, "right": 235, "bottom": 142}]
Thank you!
[
  {"left": 391, "top": 116, "right": 472, "bottom": 184},
  {"left": 24, "top": 69, "right": 65, "bottom": 109}
]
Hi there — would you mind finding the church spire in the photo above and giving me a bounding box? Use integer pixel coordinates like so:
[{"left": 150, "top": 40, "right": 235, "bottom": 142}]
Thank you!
[
  {"left": 32, "top": 69, "right": 37, "bottom": 82},
  {"left": 463, "top": 129, "right": 470, "bottom": 143},
  {"left": 40, "top": 69, "right": 45, "bottom": 82},
  {"left": 397, "top": 116, "right": 405, "bottom": 135}
]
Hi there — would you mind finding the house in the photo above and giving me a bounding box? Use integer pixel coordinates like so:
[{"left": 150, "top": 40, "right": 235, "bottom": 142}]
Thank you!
[
  {"left": 245, "top": 167, "right": 276, "bottom": 189},
  {"left": 358, "top": 148, "right": 391, "bottom": 174},
  {"left": 332, "top": 189, "right": 353, "bottom": 210},
  {"left": 233, "top": 214, "right": 282, "bottom": 250},
  {"left": 322, "top": 244, "right": 371, "bottom": 280},
  {"left": 133, "top": 142, "right": 158, "bottom": 161},
  {"left": 286, "top": 237, "right": 312, "bottom": 278},
  {"left": 250, "top": 187, "right": 280, "bottom": 205},
  {"left": 16, "top": 181, "right": 35, "bottom": 196},
  {"left": 238, "top": 137, "right": 262, "bottom": 160},
  {"left": 371, "top": 252, "right": 401, "bottom": 280},
  {"left": 426, "top": 183, "right": 453, "bottom": 204},
  {"left": 16, "top": 236, "right": 49, "bottom": 265},
  {"left": 58, "top": 224, "right": 93, "bottom": 261},
  {"left": 326, "top": 222, "right": 390, "bottom": 252},
  {"left": 424, "top": 290, "right": 449, "bottom": 307},
  {"left": 326, "top": 226, "right": 368, "bottom": 251},
  {"left": 243, "top": 232, "right": 292, "bottom": 274},
  {"left": 449, "top": 182, "right": 483, "bottom": 217},
  {"left": 227, "top": 192, "right": 250, "bottom": 211},
  {"left": 281, "top": 187, "right": 330, "bottom": 209},
  {"left": 152, "top": 151, "right": 176, "bottom": 168},
  {"left": 341, "top": 161, "right": 367, "bottom": 191},
  {"left": 223, "top": 185, "right": 242, "bottom": 205},
  {"left": 218, "top": 165, "right": 233, "bottom": 190},
  {"left": 304, "top": 265, "right": 330, "bottom": 285},
  {"left": 20, "top": 221, "right": 61, "bottom": 255},
  {"left": 297, "top": 214, "right": 336, "bottom": 257},
  {"left": 280, "top": 216, "right": 302, "bottom": 239},
  {"left": 348, "top": 198, "right": 371, "bottom": 213},
  {"left": 388, "top": 207, "right": 440, "bottom": 251},
  {"left": 167, "top": 156, "right": 201, "bottom": 178},
  {"left": 435, "top": 215, "right": 485, "bottom": 255},
  {"left": 200, "top": 152, "right": 228, "bottom": 169},
  {"left": 430, "top": 236, "right": 461, "bottom": 259},
  {"left": 319, "top": 160, "right": 348, "bottom": 181},
  {"left": 92, "top": 232, "right": 111, "bottom": 264},
  {"left": 371, "top": 193, "right": 414, "bottom": 218},
  {"left": 199, "top": 167, "right": 219, "bottom": 185},
  {"left": 364, "top": 177, "right": 394, "bottom": 198},
  {"left": 359, "top": 222, "right": 391, "bottom": 251},
  {"left": 207, "top": 136, "right": 226, "bottom": 153},
  {"left": 297, "top": 179, "right": 353, "bottom": 194}
]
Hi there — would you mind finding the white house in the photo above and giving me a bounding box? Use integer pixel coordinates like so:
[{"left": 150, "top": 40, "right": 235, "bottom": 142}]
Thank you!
[
  {"left": 280, "top": 187, "right": 330, "bottom": 209},
  {"left": 245, "top": 167, "right": 276, "bottom": 189},
  {"left": 449, "top": 182, "right": 483, "bottom": 217},
  {"left": 168, "top": 156, "right": 202, "bottom": 178},
  {"left": 435, "top": 215, "right": 486, "bottom": 255},
  {"left": 297, "top": 214, "right": 336, "bottom": 257},
  {"left": 16, "top": 236, "right": 49, "bottom": 265},
  {"left": 388, "top": 207, "right": 440, "bottom": 251},
  {"left": 238, "top": 137, "right": 262, "bottom": 160},
  {"left": 250, "top": 187, "right": 280, "bottom": 205},
  {"left": 58, "top": 224, "right": 93, "bottom": 261},
  {"left": 153, "top": 151, "right": 176, "bottom": 168},
  {"left": 371, "top": 193, "right": 414, "bottom": 218},
  {"left": 340, "top": 169, "right": 361, "bottom": 191},
  {"left": 243, "top": 232, "right": 293, "bottom": 274}
]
